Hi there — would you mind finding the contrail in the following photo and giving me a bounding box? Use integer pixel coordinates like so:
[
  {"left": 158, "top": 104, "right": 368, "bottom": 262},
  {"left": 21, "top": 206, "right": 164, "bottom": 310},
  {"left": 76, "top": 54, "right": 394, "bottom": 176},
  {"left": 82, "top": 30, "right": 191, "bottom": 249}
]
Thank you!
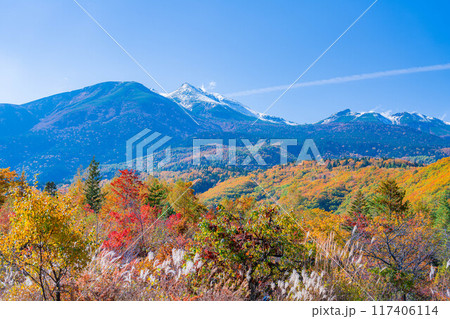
[
  {"left": 250, "top": 0, "right": 379, "bottom": 126},
  {"left": 229, "top": 63, "right": 450, "bottom": 97},
  {"left": 72, "top": 0, "right": 200, "bottom": 126}
]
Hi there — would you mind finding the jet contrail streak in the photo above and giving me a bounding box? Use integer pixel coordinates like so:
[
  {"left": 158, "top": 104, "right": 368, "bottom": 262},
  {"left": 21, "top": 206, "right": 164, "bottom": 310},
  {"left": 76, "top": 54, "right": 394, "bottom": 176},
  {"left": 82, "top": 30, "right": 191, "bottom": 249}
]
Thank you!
[{"left": 228, "top": 63, "right": 450, "bottom": 97}]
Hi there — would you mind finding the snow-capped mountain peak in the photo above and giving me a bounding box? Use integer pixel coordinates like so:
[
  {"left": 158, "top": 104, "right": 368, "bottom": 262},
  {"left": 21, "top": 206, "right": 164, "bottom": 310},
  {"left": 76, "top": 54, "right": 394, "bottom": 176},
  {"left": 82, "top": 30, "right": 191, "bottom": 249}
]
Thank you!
[
  {"left": 165, "top": 83, "right": 218, "bottom": 110},
  {"left": 165, "top": 83, "right": 297, "bottom": 125},
  {"left": 317, "top": 109, "right": 450, "bottom": 137}
]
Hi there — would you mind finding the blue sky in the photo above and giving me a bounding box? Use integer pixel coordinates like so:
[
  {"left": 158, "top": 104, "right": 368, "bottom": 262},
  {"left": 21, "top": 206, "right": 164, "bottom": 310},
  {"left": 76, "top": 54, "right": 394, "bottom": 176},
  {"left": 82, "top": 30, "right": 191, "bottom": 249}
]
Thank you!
[{"left": 0, "top": 0, "right": 449, "bottom": 123}]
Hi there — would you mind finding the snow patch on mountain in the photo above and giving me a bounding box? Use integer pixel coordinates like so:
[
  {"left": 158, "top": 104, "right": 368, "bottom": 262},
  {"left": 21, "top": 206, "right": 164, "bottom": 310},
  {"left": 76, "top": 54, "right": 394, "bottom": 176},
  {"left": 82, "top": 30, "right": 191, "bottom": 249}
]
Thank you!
[
  {"left": 165, "top": 83, "right": 297, "bottom": 125},
  {"left": 317, "top": 108, "right": 450, "bottom": 137},
  {"left": 319, "top": 109, "right": 448, "bottom": 125}
]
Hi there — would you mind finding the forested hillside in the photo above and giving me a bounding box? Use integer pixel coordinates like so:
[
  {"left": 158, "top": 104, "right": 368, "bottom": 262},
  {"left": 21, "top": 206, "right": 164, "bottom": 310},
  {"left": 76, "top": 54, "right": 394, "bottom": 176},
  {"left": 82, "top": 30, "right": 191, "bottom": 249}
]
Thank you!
[
  {"left": 200, "top": 157, "right": 450, "bottom": 214},
  {"left": 0, "top": 157, "right": 449, "bottom": 301}
]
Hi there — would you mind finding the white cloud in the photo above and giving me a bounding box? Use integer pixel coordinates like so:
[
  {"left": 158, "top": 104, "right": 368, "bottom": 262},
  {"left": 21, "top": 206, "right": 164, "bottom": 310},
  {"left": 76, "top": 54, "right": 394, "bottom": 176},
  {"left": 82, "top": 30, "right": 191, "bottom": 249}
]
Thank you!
[
  {"left": 227, "top": 63, "right": 450, "bottom": 97},
  {"left": 208, "top": 81, "right": 217, "bottom": 91}
]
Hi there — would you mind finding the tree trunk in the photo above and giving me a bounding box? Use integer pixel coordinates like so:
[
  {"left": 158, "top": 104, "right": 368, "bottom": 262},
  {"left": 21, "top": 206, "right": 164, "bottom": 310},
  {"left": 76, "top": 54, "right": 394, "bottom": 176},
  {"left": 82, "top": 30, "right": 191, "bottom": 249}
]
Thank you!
[
  {"left": 249, "top": 278, "right": 258, "bottom": 301},
  {"left": 55, "top": 281, "right": 61, "bottom": 301},
  {"left": 248, "top": 268, "right": 258, "bottom": 301},
  {"left": 96, "top": 213, "right": 99, "bottom": 244}
]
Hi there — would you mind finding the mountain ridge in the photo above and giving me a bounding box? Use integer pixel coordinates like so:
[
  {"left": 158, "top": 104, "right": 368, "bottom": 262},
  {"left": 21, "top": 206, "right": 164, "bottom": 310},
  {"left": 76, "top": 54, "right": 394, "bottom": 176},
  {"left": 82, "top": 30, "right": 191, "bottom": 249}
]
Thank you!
[
  {"left": 165, "top": 82, "right": 296, "bottom": 126},
  {"left": 4, "top": 81, "right": 448, "bottom": 135},
  {"left": 317, "top": 108, "right": 450, "bottom": 137},
  {"left": 1, "top": 81, "right": 449, "bottom": 182}
]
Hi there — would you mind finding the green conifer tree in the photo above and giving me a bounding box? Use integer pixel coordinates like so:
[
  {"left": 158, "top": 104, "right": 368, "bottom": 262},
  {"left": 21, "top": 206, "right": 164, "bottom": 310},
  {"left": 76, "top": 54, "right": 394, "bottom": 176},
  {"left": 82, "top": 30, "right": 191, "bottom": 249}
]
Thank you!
[
  {"left": 84, "top": 157, "right": 103, "bottom": 215},
  {"left": 433, "top": 189, "right": 450, "bottom": 230},
  {"left": 348, "top": 190, "right": 368, "bottom": 216},
  {"left": 144, "top": 180, "right": 168, "bottom": 209},
  {"left": 44, "top": 181, "right": 57, "bottom": 196},
  {"left": 84, "top": 157, "right": 103, "bottom": 243},
  {"left": 361, "top": 158, "right": 370, "bottom": 167},
  {"left": 369, "top": 179, "right": 410, "bottom": 220}
]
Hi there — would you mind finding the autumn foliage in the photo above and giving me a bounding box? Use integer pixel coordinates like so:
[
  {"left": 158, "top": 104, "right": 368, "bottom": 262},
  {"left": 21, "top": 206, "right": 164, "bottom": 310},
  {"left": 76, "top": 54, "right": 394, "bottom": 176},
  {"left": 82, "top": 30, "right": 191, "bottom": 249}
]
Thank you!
[
  {"left": 103, "top": 170, "right": 155, "bottom": 256},
  {"left": 0, "top": 158, "right": 449, "bottom": 301}
]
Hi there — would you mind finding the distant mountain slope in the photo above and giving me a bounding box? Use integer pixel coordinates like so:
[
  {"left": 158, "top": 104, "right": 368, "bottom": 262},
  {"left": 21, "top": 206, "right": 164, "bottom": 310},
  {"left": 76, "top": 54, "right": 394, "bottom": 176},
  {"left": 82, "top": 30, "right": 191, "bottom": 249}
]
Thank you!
[
  {"left": 22, "top": 81, "right": 200, "bottom": 135},
  {"left": 0, "top": 103, "right": 37, "bottom": 136},
  {"left": 317, "top": 109, "right": 450, "bottom": 137},
  {"left": 0, "top": 82, "right": 202, "bottom": 181},
  {"left": 0, "top": 81, "right": 449, "bottom": 182}
]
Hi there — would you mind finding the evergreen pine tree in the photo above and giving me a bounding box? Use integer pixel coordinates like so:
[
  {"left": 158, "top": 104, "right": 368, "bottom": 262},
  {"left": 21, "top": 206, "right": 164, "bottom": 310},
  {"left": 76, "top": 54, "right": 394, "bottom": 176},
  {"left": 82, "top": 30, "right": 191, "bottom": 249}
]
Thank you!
[
  {"left": 84, "top": 157, "right": 103, "bottom": 215},
  {"left": 144, "top": 180, "right": 167, "bottom": 209},
  {"left": 344, "top": 190, "right": 369, "bottom": 231},
  {"left": 369, "top": 179, "right": 410, "bottom": 220},
  {"left": 349, "top": 190, "right": 368, "bottom": 216},
  {"left": 361, "top": 158, "right": 370, "bottom": 167},
  {"left": 44, "top": 181, "right": 57, "bottom": 196},
  {"left": 433, "top": 189, "right": 450, "bottom": 230},
  {"left": 433, "top": 189, "right": 450, "bottom": 257}
]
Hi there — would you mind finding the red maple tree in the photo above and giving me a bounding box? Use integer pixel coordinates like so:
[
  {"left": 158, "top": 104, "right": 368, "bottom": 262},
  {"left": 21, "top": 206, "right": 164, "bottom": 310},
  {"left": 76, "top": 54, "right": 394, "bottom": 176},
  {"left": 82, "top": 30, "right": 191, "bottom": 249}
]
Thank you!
[{"left": 103, "top": 170, "right": 160, "bottom": 256}]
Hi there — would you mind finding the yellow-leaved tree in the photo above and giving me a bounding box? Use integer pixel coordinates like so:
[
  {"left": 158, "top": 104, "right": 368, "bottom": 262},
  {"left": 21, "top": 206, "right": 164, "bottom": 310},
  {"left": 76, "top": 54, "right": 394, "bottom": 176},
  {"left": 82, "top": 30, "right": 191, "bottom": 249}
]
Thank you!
[{"left": 0, "top": 186, "right": 92, "bottom": 300}]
